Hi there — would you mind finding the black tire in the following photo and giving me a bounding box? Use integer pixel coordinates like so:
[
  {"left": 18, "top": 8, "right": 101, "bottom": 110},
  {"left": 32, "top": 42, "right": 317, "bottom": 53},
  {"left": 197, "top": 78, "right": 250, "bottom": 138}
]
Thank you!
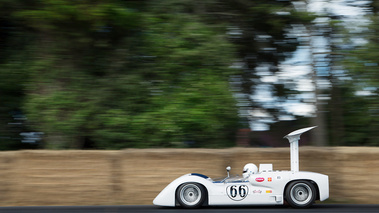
[
  {"left": 176, "top": 183, "right": 206, "bottom": 208},
  {"left": 285, "top": 180, "right": 317, "bottom": 208}
]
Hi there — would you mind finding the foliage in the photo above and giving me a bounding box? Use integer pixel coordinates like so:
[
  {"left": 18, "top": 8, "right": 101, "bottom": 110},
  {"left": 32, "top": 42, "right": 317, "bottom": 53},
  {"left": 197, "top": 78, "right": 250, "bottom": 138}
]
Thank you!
[
  {"left": 0, "top": 0, "right": 318, "bottom": 149},
  {"left": 336, "top": 1, "right": 379, "bottom": 146},
  {"left": 0, "top": 0, "right": 241, "bottom": 149},
  {"left": 92, "top": 8, "right": 239, "bottom": 149}
]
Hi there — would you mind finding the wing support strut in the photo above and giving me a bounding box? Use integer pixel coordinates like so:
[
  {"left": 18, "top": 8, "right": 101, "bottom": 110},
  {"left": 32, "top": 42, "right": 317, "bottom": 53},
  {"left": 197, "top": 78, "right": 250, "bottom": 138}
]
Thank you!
[{"left": 284, "top": 126, "right": 317, "bottom": 172}]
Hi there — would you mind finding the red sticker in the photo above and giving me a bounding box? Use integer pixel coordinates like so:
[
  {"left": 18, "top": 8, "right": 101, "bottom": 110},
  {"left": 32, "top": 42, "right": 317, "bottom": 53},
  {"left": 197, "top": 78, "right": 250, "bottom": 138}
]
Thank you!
[
  {"left": 268, "top": 177, "right": 272, "bottom": 182},
  {"left": 255, "top": 177, "right": 265, "bottom": 182}
]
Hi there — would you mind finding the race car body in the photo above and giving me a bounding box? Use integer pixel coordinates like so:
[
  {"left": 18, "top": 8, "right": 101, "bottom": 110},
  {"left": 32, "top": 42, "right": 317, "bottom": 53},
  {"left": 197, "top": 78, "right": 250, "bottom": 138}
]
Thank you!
[{"left": 153, "top": 126, "right": 329, "bottom": 208}]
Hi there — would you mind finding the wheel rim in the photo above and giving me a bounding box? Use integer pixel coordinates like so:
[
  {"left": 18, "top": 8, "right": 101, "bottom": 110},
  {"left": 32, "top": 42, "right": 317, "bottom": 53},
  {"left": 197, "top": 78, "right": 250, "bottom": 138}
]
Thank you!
[
  {"left": 179, "top": 184, "right": 201, "bottom": 206},
  {"left": 290, "top": 183, "right": 313, "bottom": 205}
]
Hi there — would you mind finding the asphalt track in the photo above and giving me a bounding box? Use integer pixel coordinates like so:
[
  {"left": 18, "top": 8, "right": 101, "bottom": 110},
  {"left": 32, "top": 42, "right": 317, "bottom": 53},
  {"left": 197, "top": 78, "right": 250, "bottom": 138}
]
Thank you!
[{"left": 0, "top": 204, "right": 378, "bottom": 213}]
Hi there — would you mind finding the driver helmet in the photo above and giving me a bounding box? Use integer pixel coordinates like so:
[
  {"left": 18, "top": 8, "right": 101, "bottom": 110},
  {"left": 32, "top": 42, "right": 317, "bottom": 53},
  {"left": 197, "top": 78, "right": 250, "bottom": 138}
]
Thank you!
[{"left": 243, "top": 163, "right": 258, "bottom": 178}]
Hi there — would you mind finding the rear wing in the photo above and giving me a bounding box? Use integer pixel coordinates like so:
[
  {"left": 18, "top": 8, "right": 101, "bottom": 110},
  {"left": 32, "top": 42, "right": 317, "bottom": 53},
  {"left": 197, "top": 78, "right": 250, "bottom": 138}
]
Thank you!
[{"left": 284, "top": 126, "right": 317, "bottom": 172}]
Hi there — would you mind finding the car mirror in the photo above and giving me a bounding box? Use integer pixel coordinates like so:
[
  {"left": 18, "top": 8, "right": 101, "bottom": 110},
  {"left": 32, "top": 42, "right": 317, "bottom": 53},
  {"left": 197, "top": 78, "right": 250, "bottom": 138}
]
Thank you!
[{"left": 226, "top": 166, "right": 231, "bottom": 177}]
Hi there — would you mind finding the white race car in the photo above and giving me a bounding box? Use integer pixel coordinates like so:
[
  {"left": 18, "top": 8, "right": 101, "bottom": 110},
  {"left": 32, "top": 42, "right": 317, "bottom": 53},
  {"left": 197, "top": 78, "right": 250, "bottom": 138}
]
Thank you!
[{"left": 153, "top": 126, "right": 329, "bottom": 208}]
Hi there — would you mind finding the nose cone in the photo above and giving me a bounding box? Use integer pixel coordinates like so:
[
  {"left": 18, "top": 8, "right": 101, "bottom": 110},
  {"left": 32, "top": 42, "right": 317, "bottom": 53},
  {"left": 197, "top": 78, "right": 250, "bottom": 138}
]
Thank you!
[{"left": 153, "top": 185, "right": 176, "bottom": 207}]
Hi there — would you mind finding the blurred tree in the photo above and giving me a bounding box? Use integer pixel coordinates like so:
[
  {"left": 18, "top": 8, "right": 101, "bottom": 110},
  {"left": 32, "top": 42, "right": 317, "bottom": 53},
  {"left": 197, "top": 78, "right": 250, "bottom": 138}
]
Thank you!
[
  {"left": 0, "top": 0, "right": 37, "bottom": 149},
  {"left": 14, "top": 0, "right": 145, "bottom": 149},
  {"left": 340, "top": 3, "right": 379, "bottom": 146},
  {"left": 315, "top": 0, "right": 379, "bottom": 146},
  {"left": 148, "top": 0, "right": 315, "bottom": 124},
  {"left": 0, "top": 0, "right": 315, "bottom": 149},
  {"left": 2, "top": 0, "right": 238, "bottom": 149}
]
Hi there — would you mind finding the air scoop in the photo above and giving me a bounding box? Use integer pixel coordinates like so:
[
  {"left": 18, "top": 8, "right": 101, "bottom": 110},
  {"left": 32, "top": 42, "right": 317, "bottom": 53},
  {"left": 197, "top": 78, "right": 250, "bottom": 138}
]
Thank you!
[{"left": 284, "top": 126, "right": 317, "bottom": 173}]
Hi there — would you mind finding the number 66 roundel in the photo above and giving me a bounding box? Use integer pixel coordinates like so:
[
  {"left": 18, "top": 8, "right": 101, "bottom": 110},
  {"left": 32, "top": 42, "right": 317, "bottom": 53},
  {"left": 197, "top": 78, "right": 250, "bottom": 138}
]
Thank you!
[{"left": 226, "top": 185, "right": 249, "bottom": 201}]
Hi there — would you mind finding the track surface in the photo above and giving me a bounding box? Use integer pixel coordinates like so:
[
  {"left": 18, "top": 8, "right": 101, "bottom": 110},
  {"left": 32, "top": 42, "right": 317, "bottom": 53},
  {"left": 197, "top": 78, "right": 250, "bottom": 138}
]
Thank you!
[{"left": 0, "top": 204, "right": 378, "bottom": 213}]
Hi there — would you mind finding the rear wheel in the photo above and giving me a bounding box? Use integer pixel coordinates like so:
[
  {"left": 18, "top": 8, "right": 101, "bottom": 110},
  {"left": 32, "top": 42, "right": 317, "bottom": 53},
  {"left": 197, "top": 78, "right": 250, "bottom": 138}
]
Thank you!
[
  {"left": 285, "top": 181, "right": 317, "bottom": 208},
  {"left": 176, "top": 183, "right": 206, "bottom": 208}
]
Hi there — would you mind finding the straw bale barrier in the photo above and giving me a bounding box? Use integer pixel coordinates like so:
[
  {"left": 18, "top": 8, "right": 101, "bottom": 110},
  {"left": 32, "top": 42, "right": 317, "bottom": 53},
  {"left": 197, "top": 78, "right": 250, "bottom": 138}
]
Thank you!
[{"left": 0, "top": 147, "right": 378, "bottom": 206}]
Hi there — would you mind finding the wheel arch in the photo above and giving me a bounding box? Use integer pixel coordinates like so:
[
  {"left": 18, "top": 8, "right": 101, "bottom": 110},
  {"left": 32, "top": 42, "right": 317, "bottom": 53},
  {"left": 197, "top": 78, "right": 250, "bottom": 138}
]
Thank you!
[
  {"left": 284, "top": 179, "right": 320, "bottom": 201},
  {"left": 175, "top": 182, "right": 209, "bottom": 207}
]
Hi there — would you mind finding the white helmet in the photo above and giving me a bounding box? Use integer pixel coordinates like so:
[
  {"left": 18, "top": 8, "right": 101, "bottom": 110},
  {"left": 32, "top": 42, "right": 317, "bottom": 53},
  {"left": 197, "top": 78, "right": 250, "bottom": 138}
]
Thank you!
[{"left": 243, "top": 163, "right": 258, "bottom": 178}]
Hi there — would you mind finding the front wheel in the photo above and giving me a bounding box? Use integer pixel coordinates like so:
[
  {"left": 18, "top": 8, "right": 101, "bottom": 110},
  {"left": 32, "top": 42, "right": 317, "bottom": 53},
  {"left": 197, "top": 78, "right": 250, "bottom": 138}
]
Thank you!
[
  {"left": 285, "top": 181, "right": 317, "bottom": 208},
  {"left": 176, "top": 183, "right": 206, "bottom": 208}
]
